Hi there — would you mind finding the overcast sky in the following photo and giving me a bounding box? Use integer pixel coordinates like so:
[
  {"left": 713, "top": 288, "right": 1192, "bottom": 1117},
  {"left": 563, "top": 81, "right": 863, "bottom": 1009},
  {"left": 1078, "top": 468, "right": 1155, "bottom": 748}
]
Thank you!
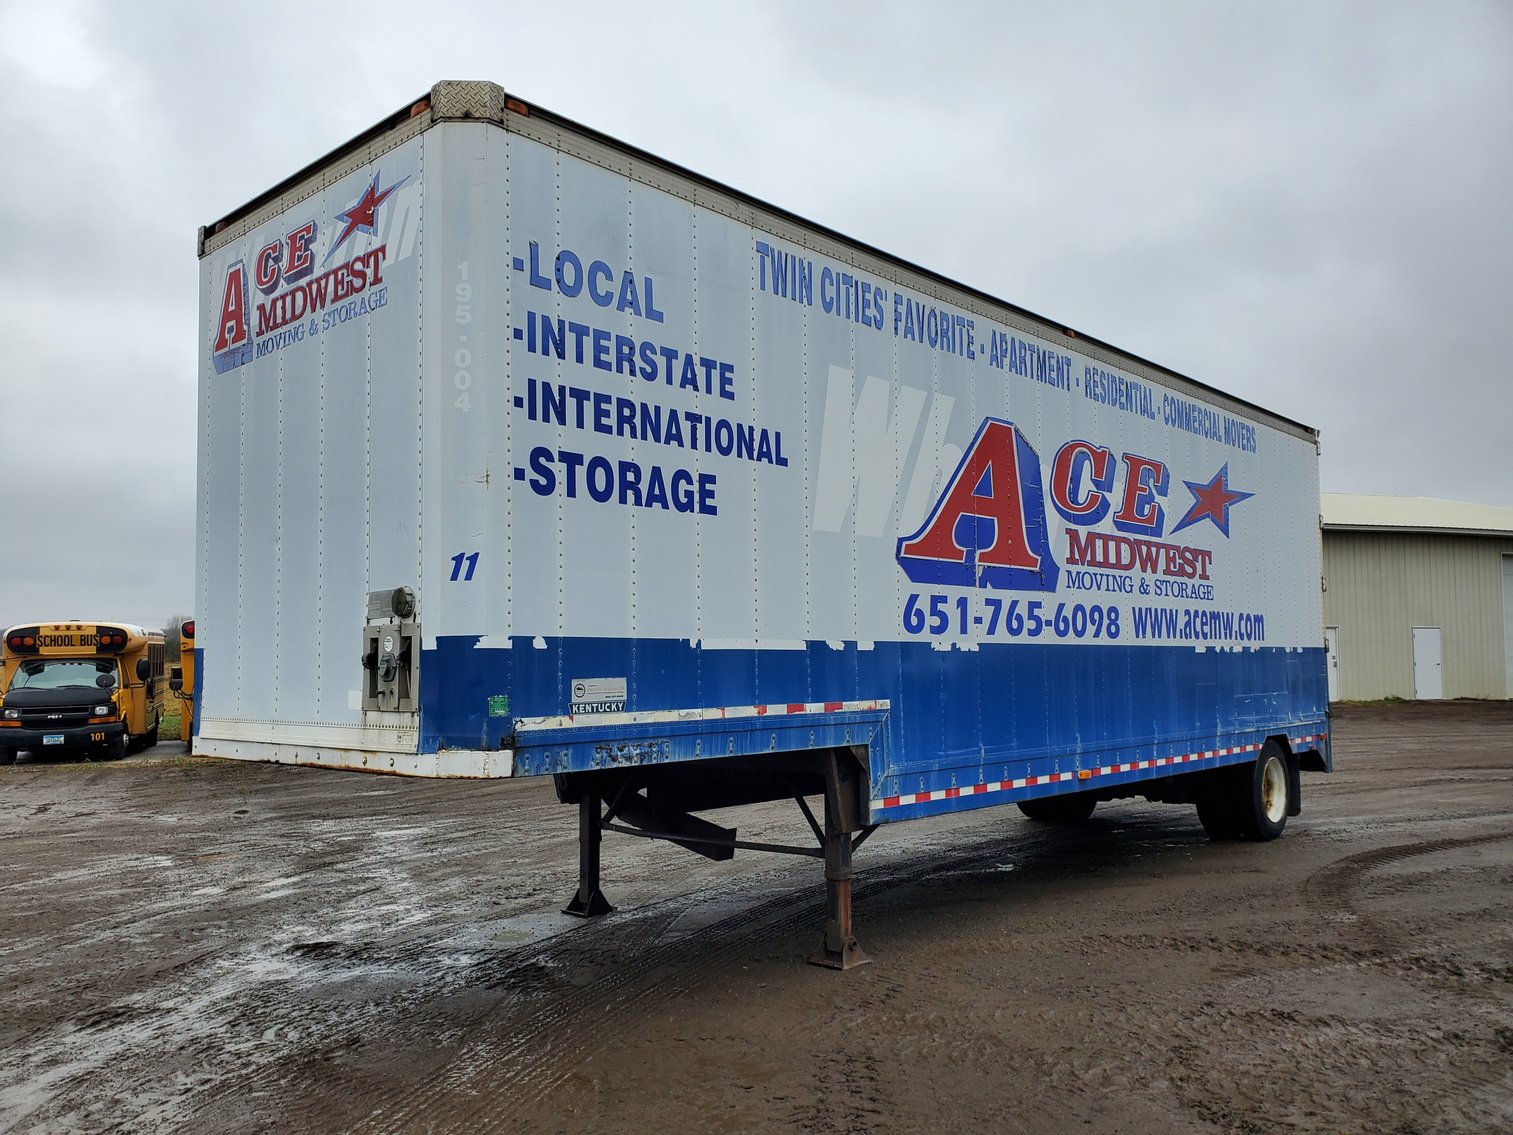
[{"left": 1, "top": 0, "right": 1508, "bottom": 631}]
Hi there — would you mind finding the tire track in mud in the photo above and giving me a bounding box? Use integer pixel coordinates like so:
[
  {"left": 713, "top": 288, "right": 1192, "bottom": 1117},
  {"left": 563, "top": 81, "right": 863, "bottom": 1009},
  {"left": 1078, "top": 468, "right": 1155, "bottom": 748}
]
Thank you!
[
  {"left": 335, "top": 872, "right": 857, "bottom": 1133},
  {"left": 1304, "top": 830, "right": 1513, "bottom": 949},
  {"left": 1100, "top": 925, "right": 1513, "bottom": 989},
  {"left": 9, "top": 918, "right": 448, "bottom": 1135},
  {"left": 799, "top": 1045, "right": 889, "bottom": 1135},
  {"left": 1319, "top": 773, "right": 1513, "bottom": 796},
  {"left": 155, "top": 878, "right": 758, "bottom": 1134},
  {"left": 1163, "top": 1003, "right": 1513, "bottom": 1133},
  {"left": 1040, "top": 832, "right": 1513, "bottom": 1132},
  {"left": 8, "top": 828, "right": 535, "bottom": 1134},
  {"left": 148, "top": 896, "right": 598, "bottom": 1132},
  {"left": 330, "top": 817, "right": 1182, "bottom": 1135}
]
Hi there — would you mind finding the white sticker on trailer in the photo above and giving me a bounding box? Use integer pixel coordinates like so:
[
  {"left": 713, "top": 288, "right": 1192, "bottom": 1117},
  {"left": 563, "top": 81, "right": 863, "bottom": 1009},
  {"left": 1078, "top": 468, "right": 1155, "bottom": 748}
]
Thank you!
[{"left": 570, "top": 677, "right": 627, "bottom": 714}]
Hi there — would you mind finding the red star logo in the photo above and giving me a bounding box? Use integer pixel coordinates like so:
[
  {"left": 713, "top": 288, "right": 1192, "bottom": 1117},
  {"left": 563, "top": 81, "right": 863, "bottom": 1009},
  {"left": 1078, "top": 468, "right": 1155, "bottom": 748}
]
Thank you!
[
  {"left": 1172, "top": 463, "right": 1253, "bottom": 537},
  {"left": 325, "top": 171, "right": 406, "bottom": 263}
]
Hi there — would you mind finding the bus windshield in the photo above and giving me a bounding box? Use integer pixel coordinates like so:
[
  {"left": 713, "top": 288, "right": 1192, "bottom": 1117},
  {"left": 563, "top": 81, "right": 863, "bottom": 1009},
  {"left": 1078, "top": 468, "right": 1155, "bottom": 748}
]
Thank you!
[{"left": 9, "top": 659, "right": 119, "bottom": 691}]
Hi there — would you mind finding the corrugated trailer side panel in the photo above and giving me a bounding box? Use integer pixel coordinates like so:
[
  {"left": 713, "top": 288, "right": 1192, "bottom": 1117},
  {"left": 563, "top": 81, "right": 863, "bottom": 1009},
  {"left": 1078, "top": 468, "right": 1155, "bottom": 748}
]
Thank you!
[{"left": 411, "top": 104, "right": 1328, "bottom": 815}]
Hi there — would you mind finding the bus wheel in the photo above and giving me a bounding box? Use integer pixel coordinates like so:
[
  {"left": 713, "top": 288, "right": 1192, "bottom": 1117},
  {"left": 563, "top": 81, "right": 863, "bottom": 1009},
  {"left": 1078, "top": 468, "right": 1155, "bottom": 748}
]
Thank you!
[
  {"left": 145, "top": 722, "right": 159, "bottom": 749},
  {"left": 107, "top": 736, "right": 127, "bottom": 761},
  {"left": 0, "top": 748, "right": 15, "bottom": 766}
]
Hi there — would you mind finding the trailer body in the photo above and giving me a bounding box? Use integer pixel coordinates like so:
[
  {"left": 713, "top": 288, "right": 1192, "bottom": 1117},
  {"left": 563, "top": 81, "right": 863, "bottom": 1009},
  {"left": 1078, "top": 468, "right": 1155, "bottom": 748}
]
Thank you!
[{"left": 197, "top": 83, "right": 1328, "bottom": 956}]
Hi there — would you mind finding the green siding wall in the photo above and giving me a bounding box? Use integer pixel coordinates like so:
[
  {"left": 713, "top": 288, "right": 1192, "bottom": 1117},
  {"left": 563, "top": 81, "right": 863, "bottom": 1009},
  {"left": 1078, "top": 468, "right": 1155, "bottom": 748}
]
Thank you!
[{"left": 1322, "top": 531, "right": 1513, "bottom": 700}]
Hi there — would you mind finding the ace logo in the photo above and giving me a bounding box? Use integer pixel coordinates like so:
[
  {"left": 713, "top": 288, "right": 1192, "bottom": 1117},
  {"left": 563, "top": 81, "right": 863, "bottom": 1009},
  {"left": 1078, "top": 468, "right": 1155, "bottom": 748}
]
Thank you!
[
  {"left": 209, "top": 171, "right": 406, "bottom": 375},
  {"left": 896, "top": 419, "right": 1059, "bottom": 591},
  {"left": 896, "top": 417, "right": 1254, "bottom": 592}
]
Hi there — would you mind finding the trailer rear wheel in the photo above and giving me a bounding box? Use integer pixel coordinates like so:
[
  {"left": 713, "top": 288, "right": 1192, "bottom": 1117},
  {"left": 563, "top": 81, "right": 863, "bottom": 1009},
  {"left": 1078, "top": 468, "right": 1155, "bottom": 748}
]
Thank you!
[
  {"left": 1197, "top": 744, "right": 1289, "bottom": 842},
  {"left": 1237, "top": 743, "right": 1290, "bottom": 841},
  {"left": 1017, "top": 794, "right": 1097, "bottom": 824},
  {"left": 1195, "top": 789, "right": 1243, "bottom": 841}
]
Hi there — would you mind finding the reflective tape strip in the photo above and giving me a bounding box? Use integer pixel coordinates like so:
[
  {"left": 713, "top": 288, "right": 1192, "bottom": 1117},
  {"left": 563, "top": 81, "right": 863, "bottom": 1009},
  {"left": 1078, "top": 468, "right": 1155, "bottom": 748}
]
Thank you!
[
  {"left": 874, "top": 732, "right": 1328, "bottom": 811},
  {"left": 514, "top": 698, "right": 890, "bottom": 733}
]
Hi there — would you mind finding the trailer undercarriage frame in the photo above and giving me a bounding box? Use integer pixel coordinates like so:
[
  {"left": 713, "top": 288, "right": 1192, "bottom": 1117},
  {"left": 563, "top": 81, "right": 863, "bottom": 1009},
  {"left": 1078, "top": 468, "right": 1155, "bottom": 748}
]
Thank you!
[{"left": 557, "top": 747, "right": 877, "bottom": 969}]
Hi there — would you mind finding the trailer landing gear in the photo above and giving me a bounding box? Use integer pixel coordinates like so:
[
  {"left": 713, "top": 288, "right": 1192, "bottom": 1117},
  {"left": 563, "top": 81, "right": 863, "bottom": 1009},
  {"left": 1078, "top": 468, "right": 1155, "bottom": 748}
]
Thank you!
[
  {"left": 811, "top": 749, "right": 871, "bottom": 969},
  {"left": 812, "top": 814, "right": 870, "bottom": 970},
  {"left": 556, "top": 748, "right": 876, "bottom": 969},
  {"left": 563, "top": 789, "right": 614, "bottom": 918}
]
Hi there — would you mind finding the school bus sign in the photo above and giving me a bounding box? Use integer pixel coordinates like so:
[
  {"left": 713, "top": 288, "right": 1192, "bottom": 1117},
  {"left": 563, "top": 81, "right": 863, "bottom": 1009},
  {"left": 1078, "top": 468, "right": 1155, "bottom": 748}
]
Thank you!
[{"left": 34, "top": 630, "right": 102, "bottom": 650}]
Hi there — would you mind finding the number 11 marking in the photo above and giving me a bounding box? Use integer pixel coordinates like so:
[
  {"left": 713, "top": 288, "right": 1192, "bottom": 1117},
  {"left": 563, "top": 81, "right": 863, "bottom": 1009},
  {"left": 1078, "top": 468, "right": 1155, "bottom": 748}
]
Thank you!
[{"left": 449, "top": 551, "right": 480, "bottom": 581}]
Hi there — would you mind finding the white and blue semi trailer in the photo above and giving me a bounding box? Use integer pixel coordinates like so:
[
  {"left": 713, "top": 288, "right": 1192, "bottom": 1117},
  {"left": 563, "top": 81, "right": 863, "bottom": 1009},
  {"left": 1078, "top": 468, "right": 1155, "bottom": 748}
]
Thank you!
[{"left": 197, "top": 82, "right": 1329, "bottom": 967}]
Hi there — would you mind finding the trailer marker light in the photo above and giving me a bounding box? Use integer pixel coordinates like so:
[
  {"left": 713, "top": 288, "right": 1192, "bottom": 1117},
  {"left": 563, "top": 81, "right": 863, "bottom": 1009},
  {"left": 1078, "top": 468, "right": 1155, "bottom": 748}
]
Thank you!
[{"left": 505, "top": 98, "right": 530, "bottom": 117}]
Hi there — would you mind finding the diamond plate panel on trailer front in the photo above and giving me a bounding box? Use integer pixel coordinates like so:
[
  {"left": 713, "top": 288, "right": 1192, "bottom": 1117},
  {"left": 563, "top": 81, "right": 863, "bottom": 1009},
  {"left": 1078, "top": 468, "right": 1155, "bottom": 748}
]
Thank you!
[{"left": 428, "top": 80, "right": 506, "bottom": 124}]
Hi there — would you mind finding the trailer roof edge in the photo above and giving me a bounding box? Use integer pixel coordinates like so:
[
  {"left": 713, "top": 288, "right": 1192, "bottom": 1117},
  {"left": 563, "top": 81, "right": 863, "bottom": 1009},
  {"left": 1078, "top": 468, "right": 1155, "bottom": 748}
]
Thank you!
[{"left": 198, "top": 79, "right": 1319, "bottom": 440}]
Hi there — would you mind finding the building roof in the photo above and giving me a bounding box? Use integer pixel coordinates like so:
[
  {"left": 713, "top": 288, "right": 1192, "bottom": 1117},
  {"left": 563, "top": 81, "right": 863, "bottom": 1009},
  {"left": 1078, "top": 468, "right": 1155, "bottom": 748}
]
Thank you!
[{"left": 1322, "top": 493, "right": 1513, "bottom": 537}]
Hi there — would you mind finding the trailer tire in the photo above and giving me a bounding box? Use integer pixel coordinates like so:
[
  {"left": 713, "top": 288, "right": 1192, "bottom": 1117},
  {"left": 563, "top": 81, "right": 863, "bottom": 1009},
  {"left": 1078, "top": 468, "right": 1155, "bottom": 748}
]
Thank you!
[
  {"left": 1195, "top": 787, "right": 1243, "bottom": 841},
  {"left": 1018, "top": 794, "right": 1097, "bottom": 824},
  {"left": 1235, "top": 742, "right": 1290, "bottom": 841}
]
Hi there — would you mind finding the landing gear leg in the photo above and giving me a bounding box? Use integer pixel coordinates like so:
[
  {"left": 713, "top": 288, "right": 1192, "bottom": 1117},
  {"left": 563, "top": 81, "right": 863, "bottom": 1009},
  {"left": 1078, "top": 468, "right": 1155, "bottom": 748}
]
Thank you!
[
  {"left": 811, "top": 751, "right": 871, "bottom": 970},
  {"left": 563, "top": 789, "right": 614, "bottom": 918}
]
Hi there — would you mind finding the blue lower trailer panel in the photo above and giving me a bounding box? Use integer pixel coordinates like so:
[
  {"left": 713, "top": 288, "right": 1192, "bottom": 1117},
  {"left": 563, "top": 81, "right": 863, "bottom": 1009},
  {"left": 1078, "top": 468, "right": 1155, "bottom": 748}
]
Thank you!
[{"left": 420, "top": 635, "right": 1329, "bottom": 823}]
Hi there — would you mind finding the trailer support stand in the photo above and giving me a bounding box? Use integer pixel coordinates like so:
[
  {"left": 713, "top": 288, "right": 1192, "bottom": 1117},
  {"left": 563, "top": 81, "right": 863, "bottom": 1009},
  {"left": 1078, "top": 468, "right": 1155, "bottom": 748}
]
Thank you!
[
  {"left": 810, "top": 752, "right": 871, "bottom": 970},
  {"left": 563, "top": 790, "right": 614, "bottom": 918}
]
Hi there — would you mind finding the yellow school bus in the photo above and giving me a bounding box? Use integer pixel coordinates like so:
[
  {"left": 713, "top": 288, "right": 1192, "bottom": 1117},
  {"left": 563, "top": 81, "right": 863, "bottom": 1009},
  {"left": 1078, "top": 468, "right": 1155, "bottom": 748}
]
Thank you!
[
  {"left": 0, "top": 622, "right": 167, "bottom": 763},
  {"left": 169, "top": 618, "right": 196, "bottom": 743}
]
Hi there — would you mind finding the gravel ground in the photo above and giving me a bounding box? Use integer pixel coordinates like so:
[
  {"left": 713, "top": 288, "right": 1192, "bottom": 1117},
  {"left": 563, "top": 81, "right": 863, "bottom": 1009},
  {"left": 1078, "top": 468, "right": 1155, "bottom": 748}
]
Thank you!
[{"left": 1, "top": 701, "right": 1510, "bottom": 1134}]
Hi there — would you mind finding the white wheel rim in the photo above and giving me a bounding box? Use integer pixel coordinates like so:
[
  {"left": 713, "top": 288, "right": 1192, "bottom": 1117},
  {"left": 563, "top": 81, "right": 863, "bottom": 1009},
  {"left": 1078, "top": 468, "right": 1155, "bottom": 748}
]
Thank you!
[{"left": 1260, "top": 755, "right": 1287, "bottom": 824}]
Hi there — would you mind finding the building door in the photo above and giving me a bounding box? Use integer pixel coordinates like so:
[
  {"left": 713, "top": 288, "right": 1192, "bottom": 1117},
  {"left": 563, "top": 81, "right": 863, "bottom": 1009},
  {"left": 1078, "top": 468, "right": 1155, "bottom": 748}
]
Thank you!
[
  {"left": 1502, "top": 555, "right": 1512, "bottom": 698},
  {"left": 1412, "top": 627, "right": 1444, "bottom": 700},
  {"left": 1325, "top": 627, "right": 1340, "bottom": 702}
]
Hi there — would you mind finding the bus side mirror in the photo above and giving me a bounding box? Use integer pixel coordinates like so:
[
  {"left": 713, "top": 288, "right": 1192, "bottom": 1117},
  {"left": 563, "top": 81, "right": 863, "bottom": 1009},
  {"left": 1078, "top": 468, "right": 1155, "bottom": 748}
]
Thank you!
[
  {"left": 169, "top": 665, "right": 183, "bottom": 692},
  {"left": 136, "top": 658, "right": 151, "bottom": 682}
]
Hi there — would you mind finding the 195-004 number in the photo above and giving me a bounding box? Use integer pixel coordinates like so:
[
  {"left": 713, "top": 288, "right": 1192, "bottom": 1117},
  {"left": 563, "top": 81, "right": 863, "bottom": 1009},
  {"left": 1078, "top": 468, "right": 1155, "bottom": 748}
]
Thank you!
[{"left": 902, "top": 593, "right": 1121, "bottom": 640}]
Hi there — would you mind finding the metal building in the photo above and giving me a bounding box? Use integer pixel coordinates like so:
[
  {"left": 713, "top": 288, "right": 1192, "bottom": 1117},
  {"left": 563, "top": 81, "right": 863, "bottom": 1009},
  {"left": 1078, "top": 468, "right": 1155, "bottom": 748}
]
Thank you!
[{"left": 1322, "top": 494, "right": 1513, "bottom": 701}]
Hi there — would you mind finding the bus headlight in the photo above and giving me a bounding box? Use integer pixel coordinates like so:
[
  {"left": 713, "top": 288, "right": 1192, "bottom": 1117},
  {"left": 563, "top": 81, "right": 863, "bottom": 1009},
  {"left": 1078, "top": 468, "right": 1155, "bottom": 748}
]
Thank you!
[
  {"left": 94, "top": 704, "right": 112, "bottom": 717},
  {"left": 2, "top": 708, "right": 18, "bottom": 720}
]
